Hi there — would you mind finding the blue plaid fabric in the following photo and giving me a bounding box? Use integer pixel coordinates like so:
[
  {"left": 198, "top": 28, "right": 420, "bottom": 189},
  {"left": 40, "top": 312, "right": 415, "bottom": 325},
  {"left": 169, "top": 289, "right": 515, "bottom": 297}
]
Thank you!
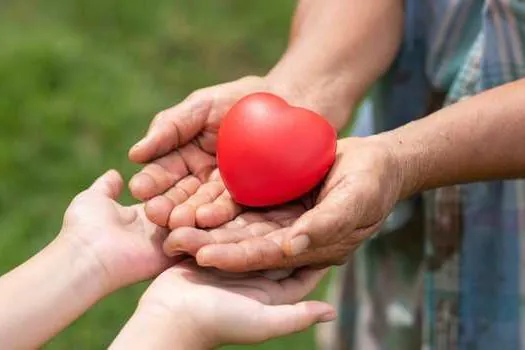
[{"left": 324, "top": 1, "right": 525, "bottom": 349}]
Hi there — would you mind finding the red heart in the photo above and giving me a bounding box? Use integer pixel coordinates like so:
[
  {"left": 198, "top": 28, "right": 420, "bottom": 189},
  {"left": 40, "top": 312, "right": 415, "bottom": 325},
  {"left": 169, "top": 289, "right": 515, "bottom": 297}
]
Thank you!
[{"left": 217, "top": 92, "right": 337, "bottom": 207}]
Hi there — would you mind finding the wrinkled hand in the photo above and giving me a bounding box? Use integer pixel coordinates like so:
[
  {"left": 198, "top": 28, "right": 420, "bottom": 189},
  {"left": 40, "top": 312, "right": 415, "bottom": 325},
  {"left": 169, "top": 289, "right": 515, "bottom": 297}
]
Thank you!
[
  {"left": 162, "top": 201, "right": 309, "bottom": 273},
  {"left": 60, "top": 170, "right": 174, "bottom": 291},
  {"left": 128, "top": 76, "right": 275, "bottom": 230},
  {"left": 162, "top": 137, "right": 403, "bottom": 272},
  {"left": 136, "top": 259, "right": 335, "bottom": 348}
]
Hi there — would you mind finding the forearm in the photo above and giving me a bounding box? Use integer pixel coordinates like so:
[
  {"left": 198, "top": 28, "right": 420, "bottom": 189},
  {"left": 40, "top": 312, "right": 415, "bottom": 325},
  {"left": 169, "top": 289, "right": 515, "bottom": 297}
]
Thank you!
[
  {"left": 382, "top": 78, "right": 525, "bottom": 197},
  {"left": 110, "top": 305, "right": 207, "bottom": 350},
  {"left": 267, "top": 0, "right": 404, "bottom": 129},
  {"left": 0, "top": 237, "right": 107, "bottom": 348}
]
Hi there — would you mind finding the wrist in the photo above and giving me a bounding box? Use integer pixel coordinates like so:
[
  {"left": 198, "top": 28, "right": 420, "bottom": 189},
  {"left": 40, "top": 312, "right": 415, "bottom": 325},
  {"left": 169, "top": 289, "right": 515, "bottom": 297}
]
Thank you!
[
  {"left": 54, "top": 233, "right": 114, "bottom": 297},
  {"left": 111, "top": 303, "right": 209, "bottom": 350},
  {"left": 372, "top": 129, "right": 426, "bottom": 199},
  {"left": 0, "top": 236, "right": 109, "bottom": 347},
  {"left": 265, "top": 57, "right": 358, "bottom": 130}
]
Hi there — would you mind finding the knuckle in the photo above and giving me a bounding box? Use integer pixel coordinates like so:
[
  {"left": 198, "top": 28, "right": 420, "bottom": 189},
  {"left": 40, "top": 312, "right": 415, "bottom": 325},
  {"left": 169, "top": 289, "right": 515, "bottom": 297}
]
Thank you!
[
  {"left": 242, "top": 240, "right": 265, "bottom": 267},
  {"left": 186, "top": 89, "right": 205, "bottom": 101},
  {"left": 64, "top": 202, "right": 85, "bottom": 222},
  {"left": 71, "top": 191, "right": 90, "bottom": 205},
  {"left": 240, "top": 75, "right": 263, "bottom": 84},
  {"left": 152, "top": 110, "right": 168, "bottom": 125},
  {"left": 186, "top": 88, "right": 214, "bottom": 105}
]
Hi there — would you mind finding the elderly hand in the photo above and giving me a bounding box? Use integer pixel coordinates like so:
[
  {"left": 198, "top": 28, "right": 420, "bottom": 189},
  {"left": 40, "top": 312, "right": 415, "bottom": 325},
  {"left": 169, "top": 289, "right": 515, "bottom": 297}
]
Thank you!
[
  {"left": 162, "top": 137, "right": 404, "bottom": 271},
  {"left": 128, "top": 74, "right": 350, "bottom": 234},
  {"left": 128, "top": 76, "right": 278, "bottom": 230}
]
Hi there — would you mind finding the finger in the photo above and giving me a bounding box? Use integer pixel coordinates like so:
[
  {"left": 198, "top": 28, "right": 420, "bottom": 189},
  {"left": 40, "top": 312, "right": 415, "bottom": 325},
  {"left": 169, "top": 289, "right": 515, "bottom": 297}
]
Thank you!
[
  {"left": 163, "top": 226, "right": 253, "bottom": 257},
  {"left": 257, "top": 301, "right": 336, "bottom": 340},
  {"left": 210, "top": 212, "right": 279, "bottom": 236},
  {"left": 259, "top": 269, "right": 295, "bottom": 281},
  {"left": 196, "top": 190, "right": 242, "bottom": 228},
  {"left": 213, "top": 205, "right": 302, "bottom": 231},
  {"left": 129, "top": 151, "right": 190, "bottom": 201},
  {"left": 282, "top": 188, "right": 355, "bottom": 257},
  {"left": 88, "top": 170, "right": 123, "bottom": 200},
  {"left": 276, "top": 268, "right": 329, "bottom": 303},
  {"left": 163, "top": 210, "right": 283, "bottom": 257},
  {"left": 163, "top": 227, "right": 214, "bottom": 256},
  {"left": 129, "top": 96, "right": 213, "bottom": 163},
  {"left": 196, "top": 226, "right": 349, "bottom": 272},
  {"left": 145, "top": 176, "right": 201, "bottom": 227},
  {"left": 177, "top": 142, "right": 216, "bottom": 182},
  {"left": 263, "top": 204, "right": 305, "bottom": 227},
  {"left": 196, "top": 237, "right": 285, "bottom": 272},
  {"left": 164, "top": 212, "right": 287, "bottom": 258},
  {"left": 216, "top": 268, "right": 328, "bottom": 304},
  {"left": 220, "top": 212, "right": 268, "bottom": 228},
  {"left": 190, "top": 205, "right": 306, "bottom": 272},
  {"left": 168, "top": 181, "right": 224, "bottom": 228}
]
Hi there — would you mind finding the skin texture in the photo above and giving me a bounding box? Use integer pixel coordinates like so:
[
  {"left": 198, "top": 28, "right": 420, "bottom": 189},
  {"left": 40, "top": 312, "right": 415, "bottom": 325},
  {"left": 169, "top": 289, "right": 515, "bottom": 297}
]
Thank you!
[
  {"left": 163, "top": 137, "right": 402, "bottom": 271},
  {"left": 0, "top": 172, "right": 335, "bottom": 349},
  {"left": 166, "top": 77, "right": 525, "bottom": 273},
  {"left": 0, "top": 171, "right": 173, "bottom": 349},
  {"left": 127, "top": 0, "right": 404, "bottom": 277},
  {"left": 384, "top": 78, "right": 525, "bottom": 196},
  {"left": 128, "top": 0, "right": 404, "bottom": 232},
  {"left": 111, "top": 260, "right": 335, "bottom": 350}
]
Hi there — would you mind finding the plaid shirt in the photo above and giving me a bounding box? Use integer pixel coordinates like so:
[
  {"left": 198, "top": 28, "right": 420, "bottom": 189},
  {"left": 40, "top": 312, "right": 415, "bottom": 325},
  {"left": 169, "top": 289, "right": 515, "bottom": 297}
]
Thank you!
[{"left": 322, "top": 1, "right": 525, "bottom": 349}]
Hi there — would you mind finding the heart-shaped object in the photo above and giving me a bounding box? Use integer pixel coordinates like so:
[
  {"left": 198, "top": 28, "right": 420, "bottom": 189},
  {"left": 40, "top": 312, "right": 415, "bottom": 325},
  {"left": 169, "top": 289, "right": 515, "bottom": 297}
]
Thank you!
[{"left": 217, "top": 92, "right": 337, "bottom": 207}]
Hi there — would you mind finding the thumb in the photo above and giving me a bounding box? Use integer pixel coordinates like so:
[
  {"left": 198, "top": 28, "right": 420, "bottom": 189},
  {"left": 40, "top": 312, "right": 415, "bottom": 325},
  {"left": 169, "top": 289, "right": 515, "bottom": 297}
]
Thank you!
[
  {"left": 128, "top": 95, "right": 211, "bottom": 163},
  {"left": 282, "top": 188, "right": 353, "bottom": 256},
  {"left": 88, "top": 169, "right": 124, "bottom": 200},
  {"left": 259, "top": 301, "right": 336, "bottom": 340}
]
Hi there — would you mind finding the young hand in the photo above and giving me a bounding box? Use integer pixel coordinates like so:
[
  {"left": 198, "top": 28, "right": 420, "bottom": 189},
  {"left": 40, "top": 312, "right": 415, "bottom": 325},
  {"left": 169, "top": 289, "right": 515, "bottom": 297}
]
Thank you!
[
  {"left": 59, "top": 169, "right": 175, "bottom": 292},
  {"left": 111, "top": 259, "right": 335, "bottom": 349},
  {"left": 0, "top": 170, "right": 174, "bottom": 349}
]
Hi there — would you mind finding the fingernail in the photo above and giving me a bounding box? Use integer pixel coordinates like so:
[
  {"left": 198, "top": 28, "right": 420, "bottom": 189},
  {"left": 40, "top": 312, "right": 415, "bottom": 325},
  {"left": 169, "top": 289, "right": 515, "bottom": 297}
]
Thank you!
[
  {"left": 288, "top": 235, "right": 310, "bottom": 256},
  {"left": 319, "top": 311, "right": 337, "bottom": 323},
  {"left": 198, "top": 260, "right": 213, "bottom": 267},
  {"left": 197, "top": 256, "right": 213, "bottom": 267}
]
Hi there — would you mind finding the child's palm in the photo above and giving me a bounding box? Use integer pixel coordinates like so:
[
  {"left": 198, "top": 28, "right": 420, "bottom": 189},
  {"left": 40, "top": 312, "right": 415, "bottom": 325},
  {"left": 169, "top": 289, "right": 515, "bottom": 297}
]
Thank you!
[
  {"left": 140, "top": 260, "right": 335, "bottom": 347},
  {"left": 60, "top": 170, "right": 173, "bottom": 291}
]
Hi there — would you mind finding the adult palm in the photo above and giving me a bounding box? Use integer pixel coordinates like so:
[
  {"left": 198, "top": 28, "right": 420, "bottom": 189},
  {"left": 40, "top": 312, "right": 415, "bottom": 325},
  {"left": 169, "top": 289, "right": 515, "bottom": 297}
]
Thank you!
[
  {"left": 129, "top": 76, "right": 271, "bottom": 230},
  {"left": 161, "top": 137, "right": 403, "bottom": 273}
]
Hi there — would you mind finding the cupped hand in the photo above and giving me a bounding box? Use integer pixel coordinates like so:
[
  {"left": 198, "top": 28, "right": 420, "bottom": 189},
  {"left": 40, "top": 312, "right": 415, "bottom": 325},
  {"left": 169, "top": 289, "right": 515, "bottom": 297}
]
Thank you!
[
  {"left": 162, "top": 202, "right": 310, "bottom": 273},
  {"left": 59, "top": 170, "right": 175, "bottom": 292},
  {"left": 137, "top": 258, "right": 335, "bottom": 347},
  {"left": 162, "top": 137, "right": 404, "bottom": 272},
  {"left": 128, "top": 76, "right": 274, "bottom": 230}
]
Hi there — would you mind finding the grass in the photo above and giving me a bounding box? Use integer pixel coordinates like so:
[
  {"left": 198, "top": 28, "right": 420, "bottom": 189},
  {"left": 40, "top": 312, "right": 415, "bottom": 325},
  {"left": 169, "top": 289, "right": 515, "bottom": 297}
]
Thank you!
[{"left": 0, "top": 1, "right": 331, "bottom": 348}]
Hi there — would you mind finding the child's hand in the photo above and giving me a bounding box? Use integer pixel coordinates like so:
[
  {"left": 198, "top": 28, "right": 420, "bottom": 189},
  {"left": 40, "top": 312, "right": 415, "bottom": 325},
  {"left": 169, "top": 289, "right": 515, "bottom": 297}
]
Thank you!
[
  {"left": 59, "top": 170, "right": 173, "bottom": 292},
  {"left": 0, "top": 170, "right": 175, "bottom": 349},
  {"left": 111, "top": 259, "right": 335, "bottom": 349}
]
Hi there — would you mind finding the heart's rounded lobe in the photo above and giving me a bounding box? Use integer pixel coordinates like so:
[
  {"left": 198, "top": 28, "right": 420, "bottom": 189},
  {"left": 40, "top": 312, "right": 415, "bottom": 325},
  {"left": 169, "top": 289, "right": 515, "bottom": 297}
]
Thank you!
[{"left": 217, "top": 92, "right": 336, "bottom": 207}]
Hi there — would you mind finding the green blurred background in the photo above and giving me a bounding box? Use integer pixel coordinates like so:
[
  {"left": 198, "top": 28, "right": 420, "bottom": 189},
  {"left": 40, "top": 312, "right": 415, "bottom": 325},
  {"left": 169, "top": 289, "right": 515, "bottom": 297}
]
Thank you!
[{"left": 0, "top": 1, "right": 332, "bottom": 348}]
